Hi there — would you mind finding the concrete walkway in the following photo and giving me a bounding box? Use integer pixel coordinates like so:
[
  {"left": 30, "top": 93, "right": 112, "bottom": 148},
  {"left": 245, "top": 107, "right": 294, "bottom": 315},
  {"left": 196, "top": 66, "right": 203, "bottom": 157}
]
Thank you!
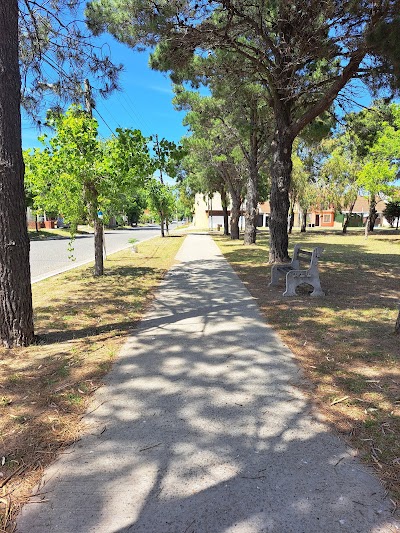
[{"left": 18, "top": 234, "right": 399, "bottom": 533}]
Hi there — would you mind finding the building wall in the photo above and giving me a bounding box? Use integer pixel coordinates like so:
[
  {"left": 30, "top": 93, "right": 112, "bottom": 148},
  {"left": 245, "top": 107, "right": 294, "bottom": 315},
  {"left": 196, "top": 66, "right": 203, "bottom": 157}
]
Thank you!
[
  {"left": 193, "top": 193, "right": 248, "bottom": 229},
  {"left": 193, "top": 193, "right": 391, "bottom": 230}
]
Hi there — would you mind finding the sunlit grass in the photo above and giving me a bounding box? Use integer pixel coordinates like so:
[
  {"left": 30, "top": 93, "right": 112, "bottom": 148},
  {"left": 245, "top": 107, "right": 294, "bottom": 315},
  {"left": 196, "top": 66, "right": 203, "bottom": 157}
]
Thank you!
[{"left": 215, "top": 227, "right": 400, "bottom": 504}]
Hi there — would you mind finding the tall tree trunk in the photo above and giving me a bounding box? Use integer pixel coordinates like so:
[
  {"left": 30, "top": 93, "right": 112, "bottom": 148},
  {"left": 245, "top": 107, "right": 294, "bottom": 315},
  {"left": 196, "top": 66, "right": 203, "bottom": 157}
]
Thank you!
[
  {"left": 288, "top": 198, "right": 295, "bottom": 234},
  {"left": 396, "top": 217, "right": 399, "bottom": 231},
  {"left": 160, "top": 217, "right": 165, "bottom": 237},
  {"left": 343, "top": 199, "right": 356, "bottom": 234},
  {"left": 368, "top": 196, "right": 378, "bottom": 232},
  {"left": 244, "top": 107, "right": 259, "bottom": 245},
  {"left": 269, "top": 116, "right": 293, "bottom": 262},
  {"left": 93, "top": 217, "right": 104, "bottom": 276},
  {"left": 220, "top": 188, "right": 229, "bottom": 236},
  {"left": 165, "top": 219, "right": 169, "bottom": 235},
  {"left": 0, "top": 1, "right": 35, "bottom": 347},
  {"left": 300, "top": 210, "right": 307, "bottom": 232},
  {"left": 230, "top": 193, "right": 241, "bottom": 240},
  {"left": 85, "top": 184, "right": 104, "bottom": 276},
  {"left": 365, "top": 195, "right": 377, "bottom": 237},
  {"left": 243, "top": 167, "right": 258, "bottom": 244}
]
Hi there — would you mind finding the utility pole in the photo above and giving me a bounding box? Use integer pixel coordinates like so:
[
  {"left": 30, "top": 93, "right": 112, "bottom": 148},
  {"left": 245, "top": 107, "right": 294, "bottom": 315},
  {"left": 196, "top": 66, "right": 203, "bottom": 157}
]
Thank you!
[{"left": 83, "top": 79, "right": 104, "bottom": 275}]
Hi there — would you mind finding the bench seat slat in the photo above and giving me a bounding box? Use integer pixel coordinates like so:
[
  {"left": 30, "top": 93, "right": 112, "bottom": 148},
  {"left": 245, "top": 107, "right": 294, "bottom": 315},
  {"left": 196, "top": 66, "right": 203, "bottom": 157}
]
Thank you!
[
  {"left": 276, "top": 265, "right": 293, "bottom": 272},
  {"left": 297, "top": 250, "right": 313, "bottom": 257}
]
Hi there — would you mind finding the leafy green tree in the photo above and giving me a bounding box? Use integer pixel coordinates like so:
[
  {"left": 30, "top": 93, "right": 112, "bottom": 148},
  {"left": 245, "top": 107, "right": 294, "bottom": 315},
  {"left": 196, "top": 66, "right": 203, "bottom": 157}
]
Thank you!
[
  {"left": 178, "top": 97, "right": 246, "bottom": 239},
  {"left": 146, "top": 180, "right": 176, "bottom": 236},
  {"left": 126, "top": 190, "right": 148, "bottom": 226},
  {"left": 342, "top": 102, "right": 400, "bottom": 233},
  {"left": 175, "top": 89, "right": 254, "bottom": 239},
  {"left": 151, "top": 136, "right": 185, "bottom": 235},
  {"left": 320, "top": 138, "right": 362, "bottom": 234},
  {"left": 86, "top": 0, "right": 400, "bottom": 262},
  {"left": 291, "top": 151, "right": 320, "bottom": 233},
  {"left": 25, "top": 106, "right": 151, "bottom": 274},
  {"left": 178, "top": 148, "right": 231, "bottom": 235},
  {"left": 383, "top": 201, "right": 400, "bottom": 229},
  {"left": 172, "top": 49, "right": 272, "bottom": 244}
]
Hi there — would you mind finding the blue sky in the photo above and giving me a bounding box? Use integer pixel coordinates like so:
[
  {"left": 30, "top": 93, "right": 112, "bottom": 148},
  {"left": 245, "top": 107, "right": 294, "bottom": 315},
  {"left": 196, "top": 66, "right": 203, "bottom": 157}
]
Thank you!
[
  {"left": 21, "top": 27, "right": 379, "bottom": 151},
  {"left": 21, "top": 38, "right": 189, "bottom": 150}
]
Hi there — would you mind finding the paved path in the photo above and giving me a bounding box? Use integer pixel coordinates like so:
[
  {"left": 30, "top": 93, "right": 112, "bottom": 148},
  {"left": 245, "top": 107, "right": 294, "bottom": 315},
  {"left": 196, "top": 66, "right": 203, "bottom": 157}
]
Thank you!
[{"left": 18, "top": 234, "right": 399, "bottom": 533}]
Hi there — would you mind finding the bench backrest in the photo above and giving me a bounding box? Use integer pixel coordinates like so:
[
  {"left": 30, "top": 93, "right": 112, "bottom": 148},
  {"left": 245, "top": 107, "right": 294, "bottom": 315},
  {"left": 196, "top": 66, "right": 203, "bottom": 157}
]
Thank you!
[{"left": 291, "top": 244, "right": 324, "bottom": 271}]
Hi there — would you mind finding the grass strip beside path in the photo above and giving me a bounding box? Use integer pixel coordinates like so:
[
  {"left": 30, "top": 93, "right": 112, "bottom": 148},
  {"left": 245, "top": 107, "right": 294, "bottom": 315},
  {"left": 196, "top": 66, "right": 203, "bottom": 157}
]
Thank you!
[
  {"left": 0, "top": 235, "right": 184, "bottom": 531},
  {"left": 215, "top": 229, "right": 400, "bottom": 509}
]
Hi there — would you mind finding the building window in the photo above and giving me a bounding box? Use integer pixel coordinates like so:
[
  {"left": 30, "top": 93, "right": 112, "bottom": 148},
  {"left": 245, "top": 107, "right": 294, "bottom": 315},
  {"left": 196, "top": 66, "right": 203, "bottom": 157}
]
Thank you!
[{"left": 323, "top": 214, "right": 331, "bottom": 223}]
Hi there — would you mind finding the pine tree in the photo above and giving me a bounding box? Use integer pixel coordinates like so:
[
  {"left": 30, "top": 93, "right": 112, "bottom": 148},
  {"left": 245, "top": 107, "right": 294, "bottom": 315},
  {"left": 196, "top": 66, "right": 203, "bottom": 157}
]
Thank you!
[{"left": 86, "top": 0, "right": 400, "bottom": 261}]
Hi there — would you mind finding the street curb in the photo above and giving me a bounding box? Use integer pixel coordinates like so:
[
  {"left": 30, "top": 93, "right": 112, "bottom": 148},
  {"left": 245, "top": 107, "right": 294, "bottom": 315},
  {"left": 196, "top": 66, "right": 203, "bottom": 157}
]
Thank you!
[{"left": 31, "top": 234, "right": 159, "bottom": 285}]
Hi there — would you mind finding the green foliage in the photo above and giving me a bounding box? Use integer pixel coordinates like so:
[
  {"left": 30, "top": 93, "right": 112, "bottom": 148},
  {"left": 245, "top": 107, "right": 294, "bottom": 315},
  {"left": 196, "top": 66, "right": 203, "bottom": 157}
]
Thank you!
[
  {"left": 383, "top": 201, "right": 400, "bottom": 228},
  {"left": 24, "top": 105, "right": 152, "bottom": 230},
  {"left": 86, "top": 1, "right": 400, "bottom": 115},
  {"left": 320, "top": 103, "right": 400, "bottom": 214},
  {"left": 320, "top": 137, "right": 361, "bottom": 212},
  {"left": 125, "top": 190, "right": 148, "bottom": 225},
  {"left": 146, "top": 179, "right": 176, "bottom": 224},
  {"left": 151, "top": 136, "right": 186, "bottom": 180}
]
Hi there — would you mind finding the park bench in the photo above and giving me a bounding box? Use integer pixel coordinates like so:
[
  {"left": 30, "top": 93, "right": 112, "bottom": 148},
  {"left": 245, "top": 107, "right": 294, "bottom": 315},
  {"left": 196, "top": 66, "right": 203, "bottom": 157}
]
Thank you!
[{"left": 269, "top": 244, "right": 325, "bottom": 297}]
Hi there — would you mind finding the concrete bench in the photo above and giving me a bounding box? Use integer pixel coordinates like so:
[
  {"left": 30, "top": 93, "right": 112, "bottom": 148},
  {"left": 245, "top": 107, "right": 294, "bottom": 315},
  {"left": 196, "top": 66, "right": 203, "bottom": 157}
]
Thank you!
[{"left": 269, "top": 244, "right": 325, "bottom": 297}]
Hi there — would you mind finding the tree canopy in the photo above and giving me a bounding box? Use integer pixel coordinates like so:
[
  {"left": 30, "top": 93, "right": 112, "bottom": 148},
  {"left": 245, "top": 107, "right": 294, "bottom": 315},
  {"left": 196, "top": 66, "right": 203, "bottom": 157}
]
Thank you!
[
  {"left": 19, "top": 0, "right": 121, "bottom": 117},
  {"left": 86, "top": 0, "right": 400, "bottom": 261},
  {"left": 24, "top": 106, "right": 152, "bottom": 273}
]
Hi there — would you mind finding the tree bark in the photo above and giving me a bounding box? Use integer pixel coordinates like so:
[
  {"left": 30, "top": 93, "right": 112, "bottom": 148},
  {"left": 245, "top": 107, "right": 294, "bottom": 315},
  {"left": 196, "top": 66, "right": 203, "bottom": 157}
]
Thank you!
[
  {"left": 300, "top": 210, "right": 307, "bottom": 232},
  {"left": 230, "top": 193, "right": 241, "bottom": 240},
  {"left": 243, "top": 165, "right": 258, "bottom": 244},
  {"left": 0, "top": 1, "right": 35, "bottom": 347},
  {"left": 368, "top": 196, "right": 378, "bottom": 232},
  {"left": 85, "top": 183, "right": 104, "bottom": 276},
  {"left": 288, "top": 201, "right": 295, "bottom": 234},
  {"left": 244, "top": 107, "right": 259, "bottom": 245},
  {"left": 365, "top": 195, "right": 378, "bottom": 237},
  {"left": 93, "top": 217, "right": 104, "bottom": 276},
  {"left": 220, "top": 188, "right": 229, "bottom": 235},
  {"left": 343, "top": 199, "right": 356, "bottom": 234},
  {"left": 269, "top": 116, "right": 293, "bottom": 262},
  {"left": 160, "top": 217, "right": 165, "bottom": 237}
]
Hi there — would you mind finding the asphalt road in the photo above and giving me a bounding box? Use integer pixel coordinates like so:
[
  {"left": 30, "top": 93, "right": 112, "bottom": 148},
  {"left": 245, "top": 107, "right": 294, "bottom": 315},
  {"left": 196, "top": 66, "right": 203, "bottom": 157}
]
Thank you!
[{"left": 30, "top": 225, "right": 169, "bottom": 283}]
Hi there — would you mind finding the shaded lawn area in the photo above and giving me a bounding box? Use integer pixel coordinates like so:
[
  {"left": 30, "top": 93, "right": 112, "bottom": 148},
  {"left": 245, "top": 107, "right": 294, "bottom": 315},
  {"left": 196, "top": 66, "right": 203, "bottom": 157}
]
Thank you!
[
  {"left": 0, "top": 235, "right": 184, "bottom": 531},
  {"left": 215, "top": 228, "right": 400, "bottom": 506}
]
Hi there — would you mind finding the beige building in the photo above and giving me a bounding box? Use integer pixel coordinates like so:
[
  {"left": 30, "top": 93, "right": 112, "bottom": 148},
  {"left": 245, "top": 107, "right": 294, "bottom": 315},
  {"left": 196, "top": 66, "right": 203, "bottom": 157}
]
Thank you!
[
  {"left": 193, "top": 193, "right": 247, "bottom": 229},
  {"left": 193, "top": 192, "right": 391, "bottom": 230}
]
